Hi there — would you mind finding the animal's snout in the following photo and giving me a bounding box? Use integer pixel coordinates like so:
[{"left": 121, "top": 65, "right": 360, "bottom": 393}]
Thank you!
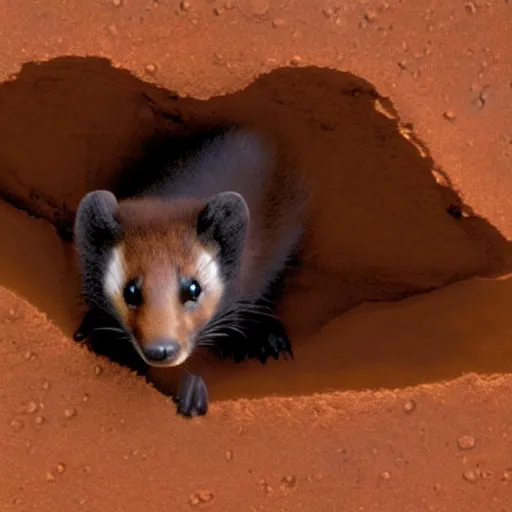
[{"left": 142, "top": 337, "right": 181, "bottom": 364}]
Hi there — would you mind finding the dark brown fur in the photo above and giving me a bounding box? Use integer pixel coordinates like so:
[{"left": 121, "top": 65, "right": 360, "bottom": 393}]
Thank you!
[{"left": 73, "top": 127, "right": 310, "bottom": 417}]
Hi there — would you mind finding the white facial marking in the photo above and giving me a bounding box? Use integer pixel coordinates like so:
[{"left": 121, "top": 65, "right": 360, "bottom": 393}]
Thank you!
[
  {"left": 196, "top": 250, "right": 223, "bottom": 295},
  {"left": 103, "top": 246, "right": 125, "bottom": 300}
]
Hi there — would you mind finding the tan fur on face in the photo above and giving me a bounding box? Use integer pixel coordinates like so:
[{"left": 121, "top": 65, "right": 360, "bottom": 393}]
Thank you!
[{"left": 103, "top": 198, "right": 224, "bottom": 367}]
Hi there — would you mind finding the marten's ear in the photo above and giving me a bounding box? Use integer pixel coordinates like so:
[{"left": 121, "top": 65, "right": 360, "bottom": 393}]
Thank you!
[
  {"left": 196, "top": 191, "right": 249, "bottom": 278},
  {"left": 74, "top": 190, "right": 123, "bottom": 259}
]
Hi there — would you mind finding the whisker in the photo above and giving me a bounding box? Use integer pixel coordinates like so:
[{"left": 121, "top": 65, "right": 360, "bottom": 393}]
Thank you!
[{"left": 91, "top": 327, "right": 127, "bottom": 335}]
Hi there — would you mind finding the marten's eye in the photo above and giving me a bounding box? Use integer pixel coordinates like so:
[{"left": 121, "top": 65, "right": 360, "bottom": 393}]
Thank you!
[
  {"left": 179, "top": 278, "right": 202, "bottom": 306},
  {"left": 123, "top": 278, "right": 143, "bottom": 308}
]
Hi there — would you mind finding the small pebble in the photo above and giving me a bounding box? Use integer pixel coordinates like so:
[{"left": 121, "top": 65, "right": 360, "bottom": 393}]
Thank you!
[
  {"left": 188, "top": 491, "right": 214, "bottom": 506},
  {"left": 465, "top": 2, "right": 477, "bottom": 13},
  {"left": 64, "top": 407, "right": 77, "bottom": 418},
  {"left": 180, "top": 0, "right": 191, "bottom": 11},
  {"left": 145, "top": 63, "right": 157, "bottom": 74},
  {"left": 380, "top": 471, "right": 391, "bottom": 480},
  {"left": 27, "top": 401, "right": 38, "bottom": 414},
  {"left": 82, "top": 394, "right": 89, "bottom": 403},
  {"left": 364, "top": 9, "right": 377, "bottom": 22},
  {"left": 10, "top": 419, "right": 25, "bottom": 431},
  {"left": 46, "top": 472, "right": 55, "bottom": 482},
  {"left": 463, "top": 469, "right": 478, "bottom": 483},
  {"left": 403, "top": 399, "right": 417, "bottom": 413},
  {"left": 281, "top": 475, "right": 297, "bottom": 488},
  {"left": 290, "top": 55, "right": 302, "bottom": 66},
  {"left": 457, "top": 435, "right": 476, "bottom": 451},
  {"left": 56, "top": 463, "right": 66, "bottom": 474},
  {"left": 250, "top": 0, "right": 269, "bottom": 17},
  {"left": 501, "top": 469, "right": 512, "bottom": 481},
  {"left": 112, "top": 0, "right": 122, "bottom": 6},
  {"left": 213, "top": 6, "right": 224, "bottom": 15},
  {"left": 272, "top": 18, "right": 285, "bottom": 27},
  {"left": 41, "top": 381, "right": 50, "bottom": 391},
  {"left": 34, "top": 415, "right": 45, "bottom": 425},
  {"left": 225, "top": 450, "right": 233, "bottom": 461},
  {"left": 94, "top": 365, "right": 103, "bottom": 376},
  {"left": 108, "top": 24, "right": 119, "bottom": 36},
  {"left": 24, "top": 351, "right": 36, "bottom": 361},
  {"left": 443, "top": 110, "right": 456, "bottom": 121}
]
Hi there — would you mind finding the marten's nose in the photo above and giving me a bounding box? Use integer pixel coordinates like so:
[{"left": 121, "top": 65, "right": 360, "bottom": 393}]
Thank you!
[{"left": 143, "top": 338, "right": 181, "bottom": 364}]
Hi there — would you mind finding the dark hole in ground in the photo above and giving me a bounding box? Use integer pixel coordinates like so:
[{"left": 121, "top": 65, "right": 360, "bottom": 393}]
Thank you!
[{"left": 0, "top": 56, "right": 510, "bottom": 402}]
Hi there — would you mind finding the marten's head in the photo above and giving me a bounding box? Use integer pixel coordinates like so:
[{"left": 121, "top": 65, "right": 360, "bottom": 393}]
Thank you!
[{"left": 74, "top": 190, "right": 249, "bottom": 367}]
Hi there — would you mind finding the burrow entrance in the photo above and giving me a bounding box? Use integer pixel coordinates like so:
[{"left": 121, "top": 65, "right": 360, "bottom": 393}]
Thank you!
[{"left": 0, "top": 56, "right": 510, "bottom": 402}]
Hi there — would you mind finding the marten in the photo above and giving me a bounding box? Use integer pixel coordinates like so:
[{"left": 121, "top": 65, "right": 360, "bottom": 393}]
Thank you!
[{"left": 72, "top": 126, "right": 310, "bottom": 417}]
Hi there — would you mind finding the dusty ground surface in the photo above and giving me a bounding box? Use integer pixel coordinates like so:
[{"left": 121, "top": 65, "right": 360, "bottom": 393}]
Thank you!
[{"left": 0, "top": 0, "right": 511, "bottom": 510}]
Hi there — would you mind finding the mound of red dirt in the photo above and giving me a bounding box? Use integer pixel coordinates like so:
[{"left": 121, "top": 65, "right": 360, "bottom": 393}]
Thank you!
[{"left": 0, "top": 1, "right": 511, "bottom": 510}]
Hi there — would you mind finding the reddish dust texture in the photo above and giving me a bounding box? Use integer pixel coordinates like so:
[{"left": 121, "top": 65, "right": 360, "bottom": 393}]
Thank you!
[{"left": 0, "top": 0, "right": 512, "bottom": 511}]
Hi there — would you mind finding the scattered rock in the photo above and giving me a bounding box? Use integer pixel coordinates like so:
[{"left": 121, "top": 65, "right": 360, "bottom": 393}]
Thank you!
[
  {"left": 380, "top": 471, "right": 392, "bottom": 480},
  {"left": 443, "top": 110, "right": 456, "bottom": 121},
  {"left": 82, "top": 394, "right": 90, "bottom": 403},
  {"left": 10, "top": 419, "right": 25, "bottom": 431},
  {"left": 398, "top": 60, "right": 407, "bottom": 70},
  {"left": 465, "top": 2, "right": 477, "bottom": 14},
  {"left": 281, "top": 475, "right": 297, "bottom": 489},
  {"left": 476, "top": 86, "right": 490, "bottom": 109},
  {"left": 249, "top": 0, "right": 269, "bottom": 18},
  {"left": 364, "top": 9, "right": 377, "bottom": 22},
  {"left": 94, "top": 365, "right": 104, "bottom": 376},
  {"left": 403, "top": 399, "right": 417, "bottom": 413},
  {"left": 46, "top": 471, "right": 56, "bottom": 482},
  {"left": 112, "top": 0, "right": 122, "bottom": 6},
  {"left": 462, "top": 469, "right": 478, "bottom": 483},
  {"left": 108, "top": 23, "right": 119, "bottom": 36},
  {"left": 457, "top": 435, "right": 476, "bottom": 451},
  {"left": 213, "top": 6, "right": 224, "bottom": 15},
  {"left": 225, "top": 450, "right": 233, "bottom": 461},
  {"left": 27, "top": 401, "right": 38, "bottom": 414},
  {"left": 64, "top": 407, "right": 77, "bottom": 419},
  {"left": 188, "top": 491, "right": 214, "bottom": 506},
  {"left": 180, "top": 0, "right": 191, "bottom": 11},
  {"left": 145, "top": 63, "right": 157, "bottom": 74},
  {"left": 24, "top": 351, "right": 36, "bottom": 361},
  {"left": 501, "top": 469, "right": 512, "bottom": 481},
  {"left": 41, "top": 380, "right": 50, "bottom": 391},
  {"left": 290, "top": 55, "right": 302, "bottom": 66},
  {"left": 56, "top": 463, "right": 66, "bottom": 474},
  {"left": 34, "top": 415, "right": 45, "bottom": 425},
  {"left": 272, "top": 18, "right": 285, "bottom": 27}
]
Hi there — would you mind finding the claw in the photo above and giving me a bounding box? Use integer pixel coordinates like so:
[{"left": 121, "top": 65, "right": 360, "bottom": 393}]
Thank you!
[{"left": 174, "top": 372, "right": 209, "bottom": 418}]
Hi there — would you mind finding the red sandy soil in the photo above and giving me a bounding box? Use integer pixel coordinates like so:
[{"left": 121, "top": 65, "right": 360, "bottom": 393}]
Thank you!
[{"left": 0, "top": 0, "right": 512, "bottom": 510}]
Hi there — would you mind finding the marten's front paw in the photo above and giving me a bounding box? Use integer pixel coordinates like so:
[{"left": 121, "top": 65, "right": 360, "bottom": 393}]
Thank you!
[
  {"left": 255, "top": 320, "right": 294, "bottom": 364},
  {"left": 232, "top": 319, "right": 294, "bottom": 364},
  {"left": 174, "top": 372, "right": 209, "bottom": 417}
]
